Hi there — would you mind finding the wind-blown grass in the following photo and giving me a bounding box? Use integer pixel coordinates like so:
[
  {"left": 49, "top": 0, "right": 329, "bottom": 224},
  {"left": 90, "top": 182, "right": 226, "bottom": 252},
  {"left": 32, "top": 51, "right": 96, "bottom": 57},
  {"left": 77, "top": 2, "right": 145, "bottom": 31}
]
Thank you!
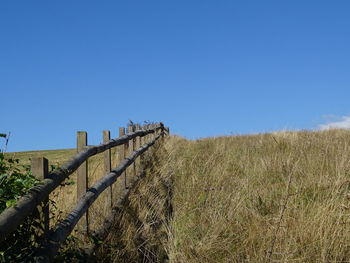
[
  {"left": 8, "top": 129, "right": 350, "bottom": 262},
  {"left": 162, "top": 130, "right": 350, "bottom": 262}
]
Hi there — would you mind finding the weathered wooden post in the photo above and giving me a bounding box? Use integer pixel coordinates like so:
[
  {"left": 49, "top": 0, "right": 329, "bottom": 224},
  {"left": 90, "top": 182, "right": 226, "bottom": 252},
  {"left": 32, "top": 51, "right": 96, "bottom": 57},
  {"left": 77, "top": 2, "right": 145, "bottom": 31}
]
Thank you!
[
  {"left": 152, "top": 124, "right": 156, "bottom": 139},
  {"left": 135, "top": 124, "right": 140, "bottom": 149},
  {"left": 140, "top": 124, "right": 144, "bottom": 146},
  {"left": 119, "top": 127, "right": 128, "bottom": 189},
  {"left": 133, "top": 125, "right": 137, "bottom": 176},
  {"left": 139, "top": 125, "right": 146, "bottom": 166},
  {"left": 159, "top": 122, "right": 164, "bottom": 138},
  {"left": 103, "top": 130, "right": 112, "bottom": 209},
  {"left": 128, "top": 125, "right": 136, "bottom": 177},
  {"left": 77, "top": 131, "right": 89, "bottom": 235},
  {"left": 145, "top": 124, "right": 150, "bottom": 143},
  {"left": 135, "top": 124, "right": 141, "bottom": 173},
  {"left": 31, "top": 157, "right": 49, "bottom": 237},
  {"left": 140, "top": 124, "right": 145, "bottom": 145},
  {"left": 148, "top": 124, "right": 152, "bottom": 141}
]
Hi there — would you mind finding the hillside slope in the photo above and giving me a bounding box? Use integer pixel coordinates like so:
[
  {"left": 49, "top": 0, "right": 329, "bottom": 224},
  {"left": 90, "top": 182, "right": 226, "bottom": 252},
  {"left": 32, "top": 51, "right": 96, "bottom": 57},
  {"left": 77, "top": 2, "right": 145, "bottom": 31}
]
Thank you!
[
  {"left": 6, "top": 148, "right": 76, "bottom": 166},
  {"left": 7, "top": 130, "right": 350, "bottom": 262},
  {"left": 161, "top": 130, "right": 350, "bottom": 263}
]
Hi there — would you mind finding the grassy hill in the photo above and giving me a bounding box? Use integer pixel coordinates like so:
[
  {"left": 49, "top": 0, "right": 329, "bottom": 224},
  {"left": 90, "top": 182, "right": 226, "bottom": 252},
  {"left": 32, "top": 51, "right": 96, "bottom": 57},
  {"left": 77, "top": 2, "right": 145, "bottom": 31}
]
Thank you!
[
  {"left": 6, "top": 148, "right": 76, "bottom": 167},
  {"left": 161, "top": 129, "right": 350, "bottom": 262},
  {"left": 6, "top": 129, "right": 350, "bottom": 262}
]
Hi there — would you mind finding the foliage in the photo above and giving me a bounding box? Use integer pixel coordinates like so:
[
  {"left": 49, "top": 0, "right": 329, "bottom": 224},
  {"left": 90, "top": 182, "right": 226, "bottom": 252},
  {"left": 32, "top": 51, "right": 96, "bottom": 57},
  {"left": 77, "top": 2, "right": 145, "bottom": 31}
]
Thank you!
[
  {"left": 53, "top": 235, "right": 88, "bottom": 263},
  {"left": 0, "top": 154, "right": 39, "bottom": 213},
  {"left": 0, "top": 152, "right": 41, "bottom": 262}
]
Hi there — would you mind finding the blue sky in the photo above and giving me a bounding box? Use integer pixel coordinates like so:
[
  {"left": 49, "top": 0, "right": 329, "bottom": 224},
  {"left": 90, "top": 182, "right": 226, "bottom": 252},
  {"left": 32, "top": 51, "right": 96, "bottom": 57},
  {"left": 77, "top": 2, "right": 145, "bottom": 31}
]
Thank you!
[{"left": 1, "top": 1, "right": 350, "bottom": 152}]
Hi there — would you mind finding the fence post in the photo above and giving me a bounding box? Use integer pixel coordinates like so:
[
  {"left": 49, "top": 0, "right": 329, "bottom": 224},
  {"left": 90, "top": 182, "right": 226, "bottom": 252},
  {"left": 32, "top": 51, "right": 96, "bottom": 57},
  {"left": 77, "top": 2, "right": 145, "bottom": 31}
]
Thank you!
[
  {"left": 132, "top": 125, "right": 137, "bottom": 176},
  {"left": 145, "top": 124, "right": 150, "bottom": 143},
  {"left": 140, "top": 125, "right": 146, "bottom": 165},
  {"left": 103, "top": 130, "right": 112, "bottom": 209},
  {"left": 149, "top": 124, "right": 153, "bottom": 141},
  {"left": 141, "top": 124, "right": 145, "bottom": 146},
  {"left": 128, "top": 125, "right": 136, "bottom": 178},
  {"left": 135, "top": 124, "right": 140, "bottom": 149},
  {"left": 119, "top": 127, "right": 127, "bottom": 189},
  {"left": 77, "top": 131, "right": 89, "bottom": 235},
  {"left": 140, "top": 125, "right": 144, "bottom": 146},
  {"left": 152, "top": 124, "right": 156, "bottom": 139},
  {"left": 31, "top": 157, "right": 49, "bottom": 237},
  {"left": 135, "top": 124, "right": 141, "bottom": 173},
  {"left": 149, "top": 124, "right": 152, "bottom": 139}
]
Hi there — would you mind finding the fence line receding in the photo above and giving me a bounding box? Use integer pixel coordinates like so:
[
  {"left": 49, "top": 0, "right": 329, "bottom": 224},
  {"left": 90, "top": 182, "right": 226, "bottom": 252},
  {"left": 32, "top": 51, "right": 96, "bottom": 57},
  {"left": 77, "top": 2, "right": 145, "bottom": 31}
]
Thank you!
[{"left": 0, "top": 122, "right": 169, "bottom": 262}]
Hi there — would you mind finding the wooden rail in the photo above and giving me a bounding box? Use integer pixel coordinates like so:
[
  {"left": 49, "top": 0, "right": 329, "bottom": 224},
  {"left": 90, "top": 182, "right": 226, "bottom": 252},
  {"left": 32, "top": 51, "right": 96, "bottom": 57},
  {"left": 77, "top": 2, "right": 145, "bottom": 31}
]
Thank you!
[
  {"left": 34, "top": 133, "right": 163, "bottom": 262},
  {"left": 0, "top": 123, "right": 167, "bottom": 246}
]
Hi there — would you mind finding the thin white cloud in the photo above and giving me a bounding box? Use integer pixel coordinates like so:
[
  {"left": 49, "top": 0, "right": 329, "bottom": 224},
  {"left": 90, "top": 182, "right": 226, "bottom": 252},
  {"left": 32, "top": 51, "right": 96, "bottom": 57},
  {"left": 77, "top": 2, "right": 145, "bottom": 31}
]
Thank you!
[{"left": 319, "top": 115, "right": 350, "bottom": 130}]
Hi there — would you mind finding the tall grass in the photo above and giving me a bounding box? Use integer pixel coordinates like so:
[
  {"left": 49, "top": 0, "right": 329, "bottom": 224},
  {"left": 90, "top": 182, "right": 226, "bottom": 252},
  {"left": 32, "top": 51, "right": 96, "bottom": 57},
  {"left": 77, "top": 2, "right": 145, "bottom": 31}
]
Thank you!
[
  {"left": 9, "top": 129, "right": 350, "bottom": 262},
  {"left": 161, "top": 130, "right": 350, "bottom": 262},
  {"left": 96, "top": 142, "right": 173, "bottom": 262}
]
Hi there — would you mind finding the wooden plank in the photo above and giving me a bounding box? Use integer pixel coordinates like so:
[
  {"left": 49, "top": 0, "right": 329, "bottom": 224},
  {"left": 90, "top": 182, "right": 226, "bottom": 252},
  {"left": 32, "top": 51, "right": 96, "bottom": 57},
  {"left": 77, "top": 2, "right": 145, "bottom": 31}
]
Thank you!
[
  {"left": 103, "top": 130, "right": 112, "bottom": 209},
  {"left": 34, "top": 133, "right": 163, "bottom": 262},
  {"left": 0, "top": 124, "right": 163, "bottom": 242},
  {"left": 77, "top": 131, "right": 89, "bottom": 235},
  {"left": 31, "top": 157, "right": 49, "bottom": 237}
]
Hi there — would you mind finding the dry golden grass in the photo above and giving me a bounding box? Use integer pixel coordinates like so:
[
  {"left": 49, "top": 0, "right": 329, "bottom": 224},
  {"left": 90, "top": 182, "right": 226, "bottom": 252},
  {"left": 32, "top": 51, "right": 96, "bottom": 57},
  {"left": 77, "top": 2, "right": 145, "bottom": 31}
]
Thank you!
[
  {"left": 9, "top": 129, "right": 350, "bottom": 262},
  {"left": 7, "top": 149, "right": 76, "bottom": 167},
  {"left": 95, "top": 141, "right": 173, "bottom": 262},
  {"left": 160, "top": 130, "right": 350, "bottom": 263}
]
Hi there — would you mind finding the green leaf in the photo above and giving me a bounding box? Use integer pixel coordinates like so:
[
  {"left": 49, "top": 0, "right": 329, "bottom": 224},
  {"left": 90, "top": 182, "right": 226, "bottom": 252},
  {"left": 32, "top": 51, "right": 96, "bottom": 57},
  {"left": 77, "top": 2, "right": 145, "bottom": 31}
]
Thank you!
[
  {"left": 62, "top": 180, "right": 75, "bottom": 186},
  {"left": 6, "top": 199, "right": 16, "bottom": 208}
]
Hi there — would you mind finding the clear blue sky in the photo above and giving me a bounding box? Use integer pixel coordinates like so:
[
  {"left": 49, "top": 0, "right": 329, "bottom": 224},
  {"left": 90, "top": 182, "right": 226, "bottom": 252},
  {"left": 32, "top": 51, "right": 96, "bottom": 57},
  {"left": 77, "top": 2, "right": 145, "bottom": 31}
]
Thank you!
[{"left": 1, "top": 1, "right": 350, "bottom": 152}]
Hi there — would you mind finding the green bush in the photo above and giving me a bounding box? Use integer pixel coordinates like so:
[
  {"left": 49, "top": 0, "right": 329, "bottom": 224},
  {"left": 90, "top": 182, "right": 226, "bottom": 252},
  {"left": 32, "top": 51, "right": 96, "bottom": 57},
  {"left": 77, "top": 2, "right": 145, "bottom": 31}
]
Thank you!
[
  {"left": 0, "top": 153, "right": 39, "bottom": 212},
  {"left": 0, "top": 152, "right": 41, "bottom": 262}
]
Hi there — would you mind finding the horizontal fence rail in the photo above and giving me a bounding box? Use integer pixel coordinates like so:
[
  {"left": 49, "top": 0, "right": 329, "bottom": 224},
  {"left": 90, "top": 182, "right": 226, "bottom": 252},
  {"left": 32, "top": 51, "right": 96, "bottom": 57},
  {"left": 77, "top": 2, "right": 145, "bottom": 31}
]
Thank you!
[
  {"left": 34, "top": 132, "right": 163, "bottom": 262},
  {"left": 0, "top": 123, "right": 166, "bottom": 243}
]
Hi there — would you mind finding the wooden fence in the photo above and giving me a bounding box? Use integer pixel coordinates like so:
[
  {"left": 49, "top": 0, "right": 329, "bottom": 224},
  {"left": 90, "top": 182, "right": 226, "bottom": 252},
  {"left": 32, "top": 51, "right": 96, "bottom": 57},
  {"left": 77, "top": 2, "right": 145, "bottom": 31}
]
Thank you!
[{"left": 0, "top": 122, "right": 168, "bottom": 262}]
